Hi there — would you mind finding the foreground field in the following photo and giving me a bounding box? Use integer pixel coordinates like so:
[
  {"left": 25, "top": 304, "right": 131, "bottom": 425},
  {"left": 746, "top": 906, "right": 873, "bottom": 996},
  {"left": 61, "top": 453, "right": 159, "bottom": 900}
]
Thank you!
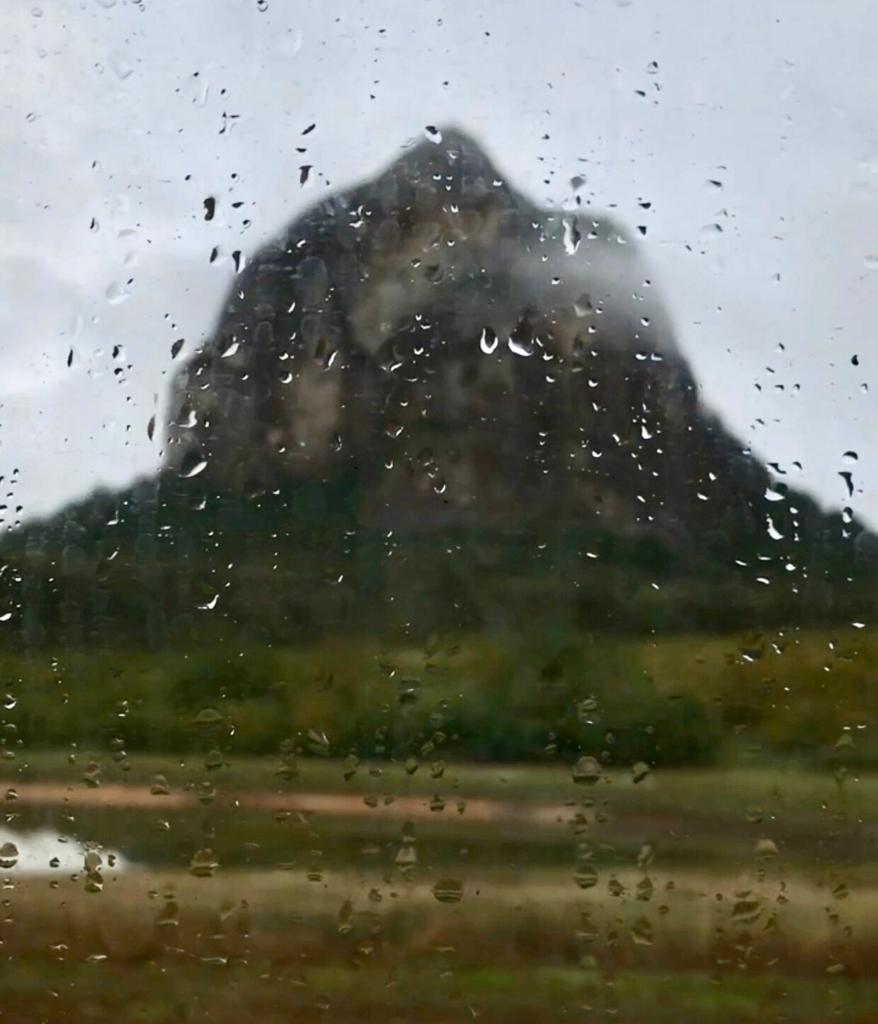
[
  {"left": 1, "top": 756, "right": 877, "bottom": 1020},
  {"left": 4, "top": 862, "right": 878, "bottom": 1022},
  {"left": 3, "top": 626, "right": 877, "bottom": 1020},
  {"left": 3, "top": 961, "right": 877, "bottom": 1024}
]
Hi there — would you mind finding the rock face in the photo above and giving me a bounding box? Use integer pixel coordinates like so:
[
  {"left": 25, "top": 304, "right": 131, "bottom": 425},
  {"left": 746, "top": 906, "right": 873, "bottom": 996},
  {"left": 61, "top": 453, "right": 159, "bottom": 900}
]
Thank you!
[
  {"left": 164, "top": 128, "right": 824, "bottom": 554},
  {"left": 0, "top": 129, "right": 867, "bottom": 646}
]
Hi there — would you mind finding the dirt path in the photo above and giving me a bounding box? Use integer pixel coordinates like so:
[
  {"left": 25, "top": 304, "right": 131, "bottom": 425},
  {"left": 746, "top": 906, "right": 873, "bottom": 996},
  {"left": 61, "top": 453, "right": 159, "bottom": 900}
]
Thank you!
[{"left": 7, "top": 781, "right": 574, "bottom": 826}]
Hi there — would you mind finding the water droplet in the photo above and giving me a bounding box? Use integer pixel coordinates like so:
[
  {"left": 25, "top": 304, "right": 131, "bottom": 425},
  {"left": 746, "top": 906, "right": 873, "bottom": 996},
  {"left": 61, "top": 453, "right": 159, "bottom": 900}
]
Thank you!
[
  {"left": 398, "top": 678, "right": 421, "bottom": 705},
  {"left": 574, "top": 293, "right": 595, "bottom": 318},
  {"left": 105, "top": 281, "right": 129, "bottom": 305},
  {"left": 337, "top": 899, "right": 353, "bottom": 934},
  {"left": 731, "top": 894, "right": 762, "bottom": 923},
  {"left": 180, "top": 455, "right": 208, "bottom": 479},
  {"left": 431, "top": 878, "right": 463, "bottom": 903},
  {"left": 395, "top": 844, "right": 417, "bottom": 867},
  {"left": 192, "top": 707, "right": 223, "bottom": 727},
  {"left": 306, "top": 729, "right": 330, "bottom": 755},
  {"left": 766, "top": 515, "right": 784, "bottom": 541},
  {"left": 84, "top": 849, "right": 103, "bottom": 873},
  {"left": 0, "top": 842, "right": 19, "bottom": 869},
  {"left": 563, "top": 217, "right": 582, "bottom": 255},
  {"left": 508, "top": 336, "right": 534, "bottom": 358},
  {"left": 109, "top": 53, "right": 133, "bottom": 80},
  {"left": 204, "top": 749, "right": 225, "bottom": 771},
  {"left": 196, "top": 781, "right": 216, "bottom": 805},
  {"left": 150, "top": 774, "right": 170, "bottom": 795},
  {"left": 479, "top": 327, "right": 498, "bottom": 354},
  {"left": 571, "top": 755, "right": 601, "bottom": 785},
  {"left": 189, "top": 849, "right": 219, "bottom": 877},
  {"left": 573, "top": 864, "right": 598, "bottom": 889},
  {"left": 275, "top": 751, "right": 299, "bottom": 780},
  {"left": 631, "top": 916, "right": 653, "bottom": 946}
]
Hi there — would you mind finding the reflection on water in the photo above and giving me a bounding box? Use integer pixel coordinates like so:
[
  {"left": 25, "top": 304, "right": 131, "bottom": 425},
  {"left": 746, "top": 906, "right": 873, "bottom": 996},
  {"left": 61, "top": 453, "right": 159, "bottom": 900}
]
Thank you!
[{"left": 0, "top": 827, "right": 129, "bottom": 875}]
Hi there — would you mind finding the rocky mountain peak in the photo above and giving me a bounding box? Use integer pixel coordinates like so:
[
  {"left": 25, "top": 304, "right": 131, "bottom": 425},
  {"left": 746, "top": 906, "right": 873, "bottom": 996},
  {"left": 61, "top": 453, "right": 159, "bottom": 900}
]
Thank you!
[
  {"left": 164, "top": 129, "right": 692, "bottom": 532},
  {"left": 1, "top": 131, "right": 866, "bottom": 646}
]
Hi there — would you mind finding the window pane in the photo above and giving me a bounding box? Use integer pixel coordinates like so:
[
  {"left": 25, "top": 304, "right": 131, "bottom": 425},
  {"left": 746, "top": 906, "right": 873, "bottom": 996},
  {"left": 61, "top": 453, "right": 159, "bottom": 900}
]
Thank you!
[{"left": 3, "top": 3, "right": 875, "bottom": 1022}]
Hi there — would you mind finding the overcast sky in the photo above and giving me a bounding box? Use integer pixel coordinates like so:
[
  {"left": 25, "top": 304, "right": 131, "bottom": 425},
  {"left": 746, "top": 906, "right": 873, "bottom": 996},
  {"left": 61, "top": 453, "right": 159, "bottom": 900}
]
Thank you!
[{"left": 3, "top": 0, "right": 877, "bottom": 529}]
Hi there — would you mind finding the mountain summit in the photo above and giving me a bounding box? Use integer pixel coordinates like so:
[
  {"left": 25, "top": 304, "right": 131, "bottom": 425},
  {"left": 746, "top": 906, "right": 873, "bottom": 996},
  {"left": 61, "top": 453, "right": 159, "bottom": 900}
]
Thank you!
[
  {"left": 166, "top": 127, "right": 686, "bottom": 533},
  {"left": 1, "top": 129, "right": 869, "bottom": 646}
]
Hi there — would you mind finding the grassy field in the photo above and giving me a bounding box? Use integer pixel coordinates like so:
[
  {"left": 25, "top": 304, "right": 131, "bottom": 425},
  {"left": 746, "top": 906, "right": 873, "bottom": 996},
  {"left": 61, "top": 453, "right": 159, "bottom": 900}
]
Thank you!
[
  {"left": 2, "top": 626, "right": 877, "bottom": 1020},
  {"left": 4, "top": 961, "right": 877, "bottom": 1024},
  {"left": 4, "top": 859, "right": 878, "bottom": 1021},
  {"left": 2, "top": 627, "right": 877, "bottom": 762},
  {"left": 2, "top": 754, "right": 878, "bottom": 1020}
]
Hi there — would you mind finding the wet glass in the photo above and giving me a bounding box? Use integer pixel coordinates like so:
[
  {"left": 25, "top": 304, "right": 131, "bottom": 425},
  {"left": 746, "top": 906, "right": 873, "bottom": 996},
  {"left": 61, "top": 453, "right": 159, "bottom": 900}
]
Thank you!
[{"left": 3, "top": 3, "right": 877, "bottom": 1022}]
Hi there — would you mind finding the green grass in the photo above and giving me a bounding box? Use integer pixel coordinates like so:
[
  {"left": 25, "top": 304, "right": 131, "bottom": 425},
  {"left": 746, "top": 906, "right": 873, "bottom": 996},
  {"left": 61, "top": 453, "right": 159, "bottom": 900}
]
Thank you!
[
  {"left": 3, "top": 626, "right": 877, "bottom": 761},
  {"left": 1, "top": 960, "right": 875, "bottom": 1024}
]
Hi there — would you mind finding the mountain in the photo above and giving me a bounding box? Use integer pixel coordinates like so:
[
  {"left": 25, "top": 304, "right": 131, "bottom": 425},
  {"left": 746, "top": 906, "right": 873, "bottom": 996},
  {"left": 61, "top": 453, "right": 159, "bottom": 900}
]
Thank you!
[{"left": 0, "top": 128, "right": 872, "bottom": 649}]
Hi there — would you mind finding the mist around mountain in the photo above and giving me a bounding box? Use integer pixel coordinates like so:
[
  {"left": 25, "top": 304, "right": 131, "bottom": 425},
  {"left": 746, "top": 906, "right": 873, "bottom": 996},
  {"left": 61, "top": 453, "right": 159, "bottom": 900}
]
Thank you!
[{"left": 0, "top": 128, "right": 873, "bottom": 652}]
